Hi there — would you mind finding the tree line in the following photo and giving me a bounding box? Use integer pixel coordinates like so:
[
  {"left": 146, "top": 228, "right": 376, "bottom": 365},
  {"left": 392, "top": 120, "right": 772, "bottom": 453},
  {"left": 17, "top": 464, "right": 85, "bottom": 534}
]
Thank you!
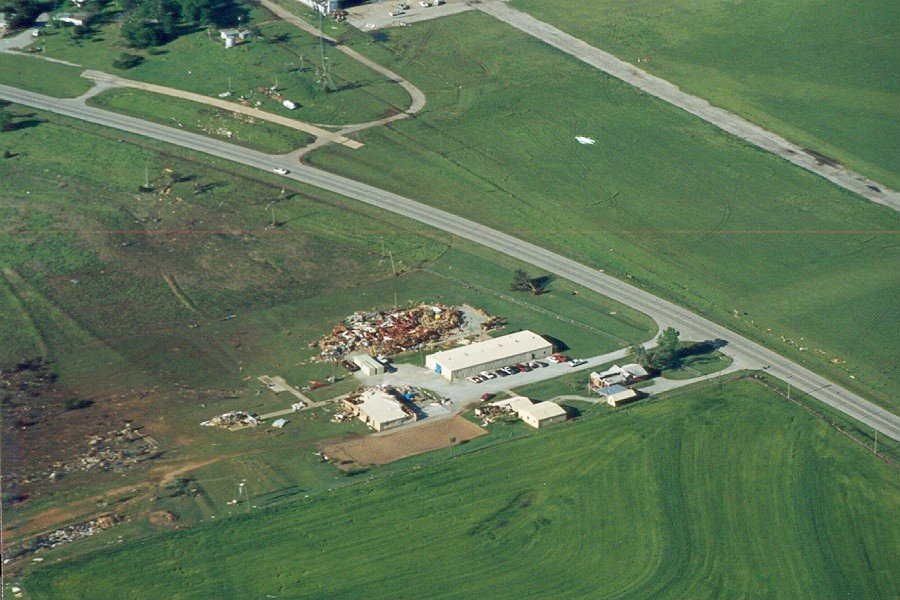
[{"left": 119, "top": 0, "right": 246, "bottom": 49}]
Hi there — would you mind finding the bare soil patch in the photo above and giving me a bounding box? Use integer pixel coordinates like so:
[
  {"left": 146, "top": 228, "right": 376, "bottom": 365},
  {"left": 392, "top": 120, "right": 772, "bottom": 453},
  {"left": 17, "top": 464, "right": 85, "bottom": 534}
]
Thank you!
[{"left": 320, "top": 416, "right": 486, "bottom": 469}]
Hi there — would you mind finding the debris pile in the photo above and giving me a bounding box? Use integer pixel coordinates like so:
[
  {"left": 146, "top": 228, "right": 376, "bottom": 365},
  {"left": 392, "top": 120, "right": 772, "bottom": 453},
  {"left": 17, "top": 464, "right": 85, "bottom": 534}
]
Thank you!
[
  {"left": 314, "top": 304, "right": 465, "bottom": 360},
  {"left": 78, "top": 424, "right": 160, "bottom": 473},
  {"left": 474, "top": 405, "right": 516, "bottom": 426},
  {"left": 17, "top": 515, "right": 124, "bottom": 557},
  {"left": 201, "top": 411, "right": 259, "bottom": 430}
]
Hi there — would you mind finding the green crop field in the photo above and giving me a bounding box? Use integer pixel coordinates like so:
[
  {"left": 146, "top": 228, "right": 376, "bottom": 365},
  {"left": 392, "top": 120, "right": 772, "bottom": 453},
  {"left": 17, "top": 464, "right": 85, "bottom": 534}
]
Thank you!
[
  {"left": 307, "top": 11, "right": 900, "bottom": 411},
  {"left": 17, "top": 378, "right": 900, "bottom": 599},
  {"left": 87, "top": 88, "right": 314, "bottom": 153},
  {"left": 511, "top": 0, "right": 900, "bottom": 190},
  {"left": 22, "top": 2, "right": 411, "bottom": 125}
]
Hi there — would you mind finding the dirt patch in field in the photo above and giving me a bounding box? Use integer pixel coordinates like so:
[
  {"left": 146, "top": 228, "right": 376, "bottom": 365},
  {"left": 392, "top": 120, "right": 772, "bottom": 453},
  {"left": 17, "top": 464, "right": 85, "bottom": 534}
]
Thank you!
[{"left": 320, "top": 416, "right": 487, "bottom": 469}]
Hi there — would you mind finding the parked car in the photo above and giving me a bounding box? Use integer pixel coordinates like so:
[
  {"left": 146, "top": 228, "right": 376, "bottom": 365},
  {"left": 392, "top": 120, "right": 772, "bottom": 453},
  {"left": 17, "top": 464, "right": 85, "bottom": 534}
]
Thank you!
[
  {"left": 480, "top": 371, "right": 497, "bottom": 379},
  {"left": 418, "top": 2, "right": 430, "bottom": 6},
  {"left": 568, "top": 359, "right": 587, "bottom": 367},
  {"left": 495, "top": 369, "right": 509, "bottom": 377},
  {"left": 480, "top": 393, "right": 494, "bottom": 402},
  {"left": 273, "top": 167, "right": 289, "bottom": 175}
]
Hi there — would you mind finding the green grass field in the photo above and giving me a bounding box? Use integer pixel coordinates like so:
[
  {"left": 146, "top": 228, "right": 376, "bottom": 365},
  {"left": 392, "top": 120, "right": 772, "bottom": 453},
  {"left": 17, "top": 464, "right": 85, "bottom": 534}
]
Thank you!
[
  {"left": 0, "top": 106, "right": 655, "bottom": 534},
  {"left": 0, "top": 53, "right": 92, "bottom": 98},
  {"left": 87, "top": 88, "right": 314, "bottom": 153},
  {"left": 511, "top": 0, "right": 900, "bottom": 190},
  {"left": 24, "top": 2, "right": 410, "bottom": 124},
  {"left": 17, "top": 378, "right": 900, "bottom": 599},
  {"left": 307, "top": 11, "right": 900, "bottom": 411}
]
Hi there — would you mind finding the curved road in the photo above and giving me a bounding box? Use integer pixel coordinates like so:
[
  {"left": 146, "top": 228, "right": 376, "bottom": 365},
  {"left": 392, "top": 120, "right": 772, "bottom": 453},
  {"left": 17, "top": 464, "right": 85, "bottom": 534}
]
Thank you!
[{"left": 2, "top": 83, "right": 898, "bottom": 441}]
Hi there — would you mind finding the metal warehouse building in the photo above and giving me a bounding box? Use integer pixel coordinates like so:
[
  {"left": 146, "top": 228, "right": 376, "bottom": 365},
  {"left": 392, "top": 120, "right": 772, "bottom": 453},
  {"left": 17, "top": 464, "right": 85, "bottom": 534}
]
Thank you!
[{"left": 425, "top": 330, "right": 553, "bottom": 381}]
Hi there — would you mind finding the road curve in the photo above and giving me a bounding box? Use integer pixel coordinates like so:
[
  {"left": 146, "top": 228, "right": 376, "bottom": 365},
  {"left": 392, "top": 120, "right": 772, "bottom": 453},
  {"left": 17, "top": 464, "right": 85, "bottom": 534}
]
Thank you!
[
  {"left": 3, "top": 83, "right": 898, "bottom": 441},
  {"left": 477, "top": 1, "right": 899, "bottom": 211}
]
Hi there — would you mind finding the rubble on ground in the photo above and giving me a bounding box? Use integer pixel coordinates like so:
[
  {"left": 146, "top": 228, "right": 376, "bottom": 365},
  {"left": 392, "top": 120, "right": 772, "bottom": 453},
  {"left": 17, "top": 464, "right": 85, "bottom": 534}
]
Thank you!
[
  {"left": 200, "top": 411, "right": 258, "bottom": 430},
  {"left": 15, "top": 515, "right": 124, "bottom": 558},
  {"left": 474, "top": 405, "right": 518, "bottom": 426},
  {"left": 313, "top": 303, "right": 467, "bottom": 361},
  {"left": 10, "top": 424, "right": 160, "bottom": 486}
]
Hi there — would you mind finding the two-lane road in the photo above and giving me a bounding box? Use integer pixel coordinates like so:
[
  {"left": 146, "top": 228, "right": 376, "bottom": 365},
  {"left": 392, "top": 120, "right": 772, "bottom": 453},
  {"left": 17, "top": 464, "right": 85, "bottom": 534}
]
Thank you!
[{"left": 3, "top": 83, "right": 898, "bottom": 440}]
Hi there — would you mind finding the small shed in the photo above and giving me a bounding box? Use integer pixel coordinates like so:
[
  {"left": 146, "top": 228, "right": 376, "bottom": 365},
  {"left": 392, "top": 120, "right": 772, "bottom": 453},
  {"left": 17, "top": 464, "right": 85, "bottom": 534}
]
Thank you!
[
  {"left": 596, "top": 384, "right": 639, "bottom": 407},
  {"left": 353, "top": 354, "right": 385, "bottom": 376},
  {"left": 271, "top": 418, "right": 287, "bottom": 429}
]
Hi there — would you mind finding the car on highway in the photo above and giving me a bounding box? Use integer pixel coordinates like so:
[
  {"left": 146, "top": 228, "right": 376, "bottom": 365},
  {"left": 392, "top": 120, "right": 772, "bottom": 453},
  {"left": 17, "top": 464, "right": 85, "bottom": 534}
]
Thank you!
[{"left": 273, "top": 167, "right": 289, "bottom": 175}]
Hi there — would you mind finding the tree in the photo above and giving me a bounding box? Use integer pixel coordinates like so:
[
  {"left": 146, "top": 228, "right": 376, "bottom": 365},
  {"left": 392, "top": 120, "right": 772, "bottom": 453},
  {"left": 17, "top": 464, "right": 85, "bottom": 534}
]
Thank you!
[
  {"left": 653, "top": 327, "right": 682, "bottom": 370},
  {"left": 121, "top": 19, "right": 167, "bottom": 48},
  {"left": 627, "top": 344, "right": 651, "bottom": 369},
  {"left": 0, "top": 106, "right": 13, "bottom": 132},
  {"left": 510, "top": 269, "right": 552, "bottom": 295},
  {"left": 112, "top": 52, "right": 145, "bottom": 69}
]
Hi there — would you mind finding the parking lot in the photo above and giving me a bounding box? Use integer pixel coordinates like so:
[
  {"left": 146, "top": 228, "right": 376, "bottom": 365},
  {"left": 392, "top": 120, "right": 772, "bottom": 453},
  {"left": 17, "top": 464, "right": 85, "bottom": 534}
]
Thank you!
[
  {"left": 353, "top": 347, "right": 630, "bottom": 417},
  {"left": 345, "top": 0, "right": 475, "bottom": 31}
]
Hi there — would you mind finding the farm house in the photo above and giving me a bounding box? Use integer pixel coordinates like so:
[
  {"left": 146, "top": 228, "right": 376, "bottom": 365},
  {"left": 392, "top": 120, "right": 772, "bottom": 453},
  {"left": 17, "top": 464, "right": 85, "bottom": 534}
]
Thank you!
[{"left": 425, "top": 330, "right": 553, "bottom": 381}]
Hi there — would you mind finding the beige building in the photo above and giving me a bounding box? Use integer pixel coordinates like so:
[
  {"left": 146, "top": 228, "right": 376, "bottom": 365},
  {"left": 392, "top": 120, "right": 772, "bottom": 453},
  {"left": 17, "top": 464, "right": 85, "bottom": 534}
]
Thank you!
[
  {"left": 344, "top": 388, "right": 414, "bottom": 431},
  {"left": 353, "top": 354, "right": 385, "bottom": 376},
  {"left": 596, "top": 385, "right": 639, "bottom": 407},
  {"left": 425, "top": 331, "right": 553, "bottom": 381},
  {"left": 491, "top": 396, "right": 567, "bottom": 429}
]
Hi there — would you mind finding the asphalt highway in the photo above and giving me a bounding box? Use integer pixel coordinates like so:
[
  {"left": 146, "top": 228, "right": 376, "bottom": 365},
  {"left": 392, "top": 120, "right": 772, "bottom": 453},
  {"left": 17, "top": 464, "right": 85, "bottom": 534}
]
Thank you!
[{"left": 3, "top": 83, "right": 898, "bottom": 441}]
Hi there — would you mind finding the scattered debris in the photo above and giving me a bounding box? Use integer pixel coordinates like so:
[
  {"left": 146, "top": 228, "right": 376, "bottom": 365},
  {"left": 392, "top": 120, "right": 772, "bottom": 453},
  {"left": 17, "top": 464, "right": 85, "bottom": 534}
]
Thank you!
[
  {"left": 201, "top": 411, "right": 259, "bottom": 430},
  {"left": 313, "top": 303, "right": 467, "bottom": 361},
  {"left": 575, "top": 136, "right": 596, "bottom": 145},
  {"left": 14, "top": 515, "right": 124, "bottom": 558}
]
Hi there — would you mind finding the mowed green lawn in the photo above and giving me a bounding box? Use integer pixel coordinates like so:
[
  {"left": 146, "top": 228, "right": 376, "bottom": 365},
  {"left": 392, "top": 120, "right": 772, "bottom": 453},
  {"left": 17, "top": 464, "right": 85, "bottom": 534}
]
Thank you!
[
  {"left": 87, "top": 88, "right": 314, "bottom": 153},
  {"left": 309, "top": 12, "right": 900, "bottom": 410},
  {"left": 0, "top": 53, "right": 92, "bottom": 98},
  {"left": 511, "top": 0, "right": 900, "bottom": 190},
  {"left": 24, "top": 2, "right": 410, "bottom": 125},
  {"left": 19, "top": 379, "right": 900, "bottom": 599}
]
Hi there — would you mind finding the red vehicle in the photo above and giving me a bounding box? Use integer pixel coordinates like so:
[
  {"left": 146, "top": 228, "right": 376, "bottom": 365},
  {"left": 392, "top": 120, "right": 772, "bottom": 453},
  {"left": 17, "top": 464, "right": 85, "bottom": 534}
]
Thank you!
[{"left": 480, "top": 393, "right": 494, "bottom": 402}]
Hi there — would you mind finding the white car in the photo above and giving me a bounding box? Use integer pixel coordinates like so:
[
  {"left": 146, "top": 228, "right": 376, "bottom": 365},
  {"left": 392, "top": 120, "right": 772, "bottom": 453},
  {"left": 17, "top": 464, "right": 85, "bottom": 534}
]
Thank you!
[
  {"left": 568, "top": 359, "right": 587, "bottom": 367},
  {"left": 418, "top": 2, "right": 430, "bottom": 6},
  {"left": 388, "top": 10, "right": 404, "bottom": 16},
  {"left": 273, "top": 167, "right": 289, "bottom": 175},
  {"left": 480, "top": 371, "right": 497, "bottom": 379}
]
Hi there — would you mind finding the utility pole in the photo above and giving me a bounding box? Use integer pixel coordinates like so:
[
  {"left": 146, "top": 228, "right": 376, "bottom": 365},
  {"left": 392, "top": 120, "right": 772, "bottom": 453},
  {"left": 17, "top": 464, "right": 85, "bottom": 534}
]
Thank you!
[{"left": 316, "top": 13, "right": 334, "bottom": 91}]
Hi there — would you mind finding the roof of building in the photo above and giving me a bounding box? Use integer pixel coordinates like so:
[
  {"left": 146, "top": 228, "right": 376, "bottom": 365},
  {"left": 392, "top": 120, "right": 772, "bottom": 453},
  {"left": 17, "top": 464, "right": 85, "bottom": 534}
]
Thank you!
[
  {"left": 352, "top": 354, "right": 383, "bottom": 369},
  {"left": 271, "top": 418, "right": 287, "bottom": 428},
  {"left": 598, "top": 384, "right": 633, "bottom": 396},
  {"left": 525, "top": 401, "right": 567, "bottom": 420},
  {"left": 622, "top": 363, "right": 649, "bottom": 377},
  {"left": 357, "top": 389, "right": 408, "bottom": 424},
  {"left": 427, "top": 330, "right": 551, "bottom": 371},
  {"left": 491, "top": 396, "right": 534, "bottom": 412},
  {"left": 596, "top": 365, "right": 626, "bottom": 379}
]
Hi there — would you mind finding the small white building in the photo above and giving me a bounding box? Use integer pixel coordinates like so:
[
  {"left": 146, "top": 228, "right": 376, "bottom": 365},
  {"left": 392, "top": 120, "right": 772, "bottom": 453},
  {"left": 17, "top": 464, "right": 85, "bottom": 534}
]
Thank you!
[
  {"left": 54, "top": 12, "right": 88, "bottom": 26},
  {"left": 596, "top": 384, "right": 639, "bottom": 407},
  {"left": 425, "top": 330, "right": 553, "bottom": 381},
  {"left": 491, "top": 396, "right": 567, "bottom": 429},
  {"left": 590, "top": 363, "right": 649, "bottom": 387},
  {"left": 271, "top": 418, "right": 287, "bottom": 429},
  {"left": 353, "top": 354, "right": 385, "bottom": 376},
  {"left": 344, "top": 388, "right": 414, "bottom": 431}
]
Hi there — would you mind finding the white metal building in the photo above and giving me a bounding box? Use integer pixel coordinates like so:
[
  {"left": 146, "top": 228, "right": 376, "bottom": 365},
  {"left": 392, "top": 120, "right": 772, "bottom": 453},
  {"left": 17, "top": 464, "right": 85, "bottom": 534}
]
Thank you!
[
  {"left": 353, "top": 354, "right": 385, "bottom": 376},
  {"left": 425, "top": 330, "right": 553, "bottom": 381}
]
